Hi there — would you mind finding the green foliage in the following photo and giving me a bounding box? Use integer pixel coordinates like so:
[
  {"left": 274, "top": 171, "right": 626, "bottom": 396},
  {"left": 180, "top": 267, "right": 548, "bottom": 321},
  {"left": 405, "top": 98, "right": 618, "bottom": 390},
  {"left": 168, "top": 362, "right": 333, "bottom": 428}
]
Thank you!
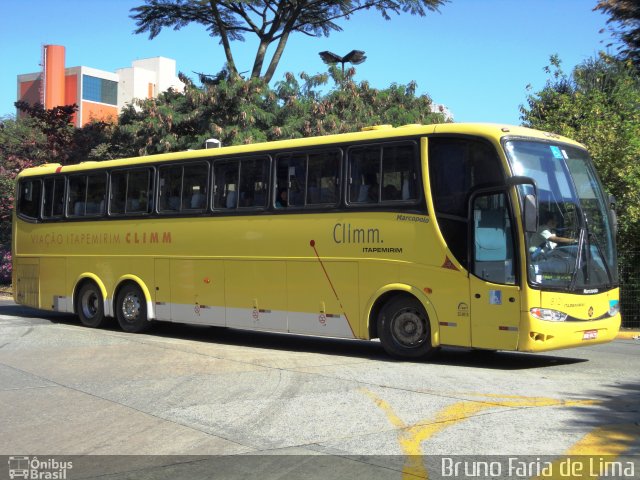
[
  {"left": 521, "top": 54, "right": 640, "bottom": 324},
  {"left": 107, "top": 67, "right": 446, "bottom": 156},
  {"left": 0, "top": 114, "right": 51, "bottom": 278},
  {"left": 14, "top": 102, "right": 77, "bottom": 164},
  {"left": 521, "top": 54, "right": 640, "bottom": 251},
  {"left": 594, "top": 0, "right": 640, "bottom": 67}
]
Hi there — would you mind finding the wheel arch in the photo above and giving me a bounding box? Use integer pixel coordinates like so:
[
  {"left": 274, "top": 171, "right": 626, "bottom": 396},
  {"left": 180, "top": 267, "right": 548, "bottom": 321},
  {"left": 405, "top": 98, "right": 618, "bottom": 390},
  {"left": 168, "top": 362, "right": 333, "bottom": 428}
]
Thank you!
[
  {"left": 73, "top": 273, "right": 108, "bottom": 315},
  {"left": 113, "top": 275, "right": 155, "bottom": 320},
  {"left": 365, "top": 284, "right": 440, "bottom": 347}
]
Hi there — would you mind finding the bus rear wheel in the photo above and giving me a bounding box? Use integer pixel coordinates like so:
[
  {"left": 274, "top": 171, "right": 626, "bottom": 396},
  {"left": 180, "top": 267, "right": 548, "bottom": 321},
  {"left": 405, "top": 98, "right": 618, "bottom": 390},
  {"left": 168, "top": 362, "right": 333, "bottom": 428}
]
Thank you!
[
  {"left": 116, "top": 283, "right": 152, "bottom": 333},
  {"left": 76, "top": 282, "right": 106, "bottom": 328},
  {"left": 377, "top": 295, "right": 436, "bottom": 359}
]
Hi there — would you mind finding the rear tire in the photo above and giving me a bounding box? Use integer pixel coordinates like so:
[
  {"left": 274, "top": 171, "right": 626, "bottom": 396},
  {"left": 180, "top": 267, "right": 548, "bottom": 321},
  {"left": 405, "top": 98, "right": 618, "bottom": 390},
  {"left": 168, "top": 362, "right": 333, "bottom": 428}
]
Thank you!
[
  {"left": 76, "top": 282, "right": 107, "bottom": 328},
  {"left": 377, "top": 295, "right": 436, "bottom": 359},
  {"left": 116, "top": 283, "right": 152, "bottom": 333}
]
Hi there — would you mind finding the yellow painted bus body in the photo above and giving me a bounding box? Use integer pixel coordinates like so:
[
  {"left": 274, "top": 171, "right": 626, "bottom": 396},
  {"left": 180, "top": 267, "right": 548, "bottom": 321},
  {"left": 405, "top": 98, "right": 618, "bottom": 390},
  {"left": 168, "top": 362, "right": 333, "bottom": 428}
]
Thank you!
[{"left": 12, "top": 123, "right": 621, "bottom": 355}]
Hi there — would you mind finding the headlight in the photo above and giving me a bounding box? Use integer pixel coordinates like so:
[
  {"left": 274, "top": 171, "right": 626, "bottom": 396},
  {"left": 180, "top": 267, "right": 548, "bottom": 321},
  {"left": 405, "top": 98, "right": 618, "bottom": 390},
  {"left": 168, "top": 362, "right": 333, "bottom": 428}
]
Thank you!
[{"left": 530, "top": 308, "right": 568, "bottom": 322}]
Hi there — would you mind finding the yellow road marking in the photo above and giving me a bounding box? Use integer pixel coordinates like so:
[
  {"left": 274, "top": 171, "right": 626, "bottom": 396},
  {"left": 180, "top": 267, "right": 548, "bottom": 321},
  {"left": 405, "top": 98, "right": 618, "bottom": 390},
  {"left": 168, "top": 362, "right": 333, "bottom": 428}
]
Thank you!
[
  {"left": 360, "top": 389, "right": 602, "bottom": 479},
  {"left": 533, "top": 424, "right": 640, "bottom": 480}
]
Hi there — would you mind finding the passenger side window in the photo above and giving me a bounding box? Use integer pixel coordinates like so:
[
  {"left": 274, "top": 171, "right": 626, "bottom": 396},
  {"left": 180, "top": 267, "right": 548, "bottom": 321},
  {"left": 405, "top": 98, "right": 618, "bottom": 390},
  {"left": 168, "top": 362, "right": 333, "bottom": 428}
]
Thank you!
[
  {"left": 18, "top": 179, "right": 42, "bottom": 220},
  {"left": 68, "top": 173, "right": 106, "bottom": 217},
  {"left": 214, "top": 157, "right": 269, "bottom": 210},
  {"left": 275, "top": 150, "right": 340, "bottom": 208},
  {"left": 276, "top": 154, "right": 306, "bottom": 208},
  {"left": 158, "top": 163, "right": 209, "bottom": 213},
  {"left": 308, "top": 151, "right": 340, "bottom": 205},
  {"left": 213, "top": 161, "right": 239, "bottom": 209},
  {"left": 348, "top": 143, "right": 418, "bottom": 204},
  {"left": 158, "top": 165, "right": 182, "bottom": 212},
  {"left": 110, "top": 168, "right": 152, "bottom": 215},
  {"left": 42, "top": 177, "right": 65, "bottom": 219}
]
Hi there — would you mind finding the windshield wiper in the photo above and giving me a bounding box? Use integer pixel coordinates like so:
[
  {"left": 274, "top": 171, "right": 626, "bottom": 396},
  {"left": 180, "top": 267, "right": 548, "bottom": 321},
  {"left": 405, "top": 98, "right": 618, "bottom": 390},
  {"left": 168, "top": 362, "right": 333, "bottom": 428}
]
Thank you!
[{"left": 568, "top": 227, "right": 586, "bottom": 291}]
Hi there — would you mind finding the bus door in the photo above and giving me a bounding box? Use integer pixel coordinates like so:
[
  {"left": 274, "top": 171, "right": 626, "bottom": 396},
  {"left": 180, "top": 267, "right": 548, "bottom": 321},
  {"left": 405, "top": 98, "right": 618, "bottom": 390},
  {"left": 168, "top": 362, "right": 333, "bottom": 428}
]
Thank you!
[{"left": 469, "top": 191, "right": 521, "bottom": 350}]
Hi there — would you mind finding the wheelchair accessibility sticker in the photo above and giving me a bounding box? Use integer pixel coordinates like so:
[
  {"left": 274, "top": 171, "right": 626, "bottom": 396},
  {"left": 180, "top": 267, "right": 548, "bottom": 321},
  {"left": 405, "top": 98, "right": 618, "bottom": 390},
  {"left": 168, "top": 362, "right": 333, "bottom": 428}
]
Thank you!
[{"left": 489, "top": 290, "right": 502, "bottom": 305}]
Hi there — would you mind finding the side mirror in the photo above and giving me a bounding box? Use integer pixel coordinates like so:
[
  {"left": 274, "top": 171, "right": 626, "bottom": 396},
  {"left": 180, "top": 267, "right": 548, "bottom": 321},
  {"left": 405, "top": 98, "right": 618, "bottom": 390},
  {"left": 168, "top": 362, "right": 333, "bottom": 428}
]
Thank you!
[{"left": 506, "top": 176, "right": 538, "bottom": 233}]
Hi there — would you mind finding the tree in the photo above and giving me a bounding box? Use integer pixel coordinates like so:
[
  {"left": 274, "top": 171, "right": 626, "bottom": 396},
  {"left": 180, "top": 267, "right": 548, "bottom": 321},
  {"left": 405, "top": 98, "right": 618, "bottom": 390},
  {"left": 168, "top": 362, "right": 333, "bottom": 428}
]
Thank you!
[
  {"left": 14, "top": 101, "right": 78, "bottom": 164},
  {"left": 130, "top": 0, "right": 447, "bottom": 82},
  {"left": 595, "top": 0, "right": 640, "bottom": 67},
  {"left": 106, "top": 67, "right": 446, "bottom": 155},
  {"left": 521, "top": 54, "right": 640, "bottom": 323},
  {"left": 0, "top": 115, "right": 51, "bottom": 283}
]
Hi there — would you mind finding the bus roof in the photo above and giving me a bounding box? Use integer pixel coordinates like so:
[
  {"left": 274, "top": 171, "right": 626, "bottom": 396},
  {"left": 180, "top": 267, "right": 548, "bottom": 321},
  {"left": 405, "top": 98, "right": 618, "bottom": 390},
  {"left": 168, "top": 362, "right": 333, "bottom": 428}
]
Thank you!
[{"left": 17, "top": 123, "right": 585, "bottom": 178}]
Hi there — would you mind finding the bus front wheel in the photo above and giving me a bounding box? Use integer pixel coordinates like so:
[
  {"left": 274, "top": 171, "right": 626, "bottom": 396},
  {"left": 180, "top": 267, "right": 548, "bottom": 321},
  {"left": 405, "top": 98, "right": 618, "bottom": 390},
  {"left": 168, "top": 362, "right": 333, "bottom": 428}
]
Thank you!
[
  {"left": 116, "top": 283, "right": 152, "bottom": 333},
  {"left": 377, "top": 295, "right": 436, "bottom": 359},
  {"left": 76, "top": 282, "right": 107, "bottom": 328}
]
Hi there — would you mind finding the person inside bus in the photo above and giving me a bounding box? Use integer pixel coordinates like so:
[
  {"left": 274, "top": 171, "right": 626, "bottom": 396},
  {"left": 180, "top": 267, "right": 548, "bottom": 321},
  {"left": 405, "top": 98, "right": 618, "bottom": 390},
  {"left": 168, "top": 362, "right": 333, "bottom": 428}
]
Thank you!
[
  {"left": 189, "top": 184, "right": 206, "bottom": 209},
  {"left": 275, "top": 188, "right": 288, "bottom": 208},
  {"left": 383, "top": 184, "right": 400, "bottom": 201},
  {"left": 357, "top": 173, "right": 379, "bottom": 203},
  {"left": 530, "top": 212, "right": 576, "bottom": 257}
]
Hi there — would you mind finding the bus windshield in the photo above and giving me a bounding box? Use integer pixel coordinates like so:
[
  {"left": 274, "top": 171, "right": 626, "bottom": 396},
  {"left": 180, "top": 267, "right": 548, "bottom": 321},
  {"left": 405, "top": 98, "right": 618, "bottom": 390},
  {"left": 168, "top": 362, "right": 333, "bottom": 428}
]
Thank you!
[{"left": 505, "top": 140, "right": 617, "bottom": 291}]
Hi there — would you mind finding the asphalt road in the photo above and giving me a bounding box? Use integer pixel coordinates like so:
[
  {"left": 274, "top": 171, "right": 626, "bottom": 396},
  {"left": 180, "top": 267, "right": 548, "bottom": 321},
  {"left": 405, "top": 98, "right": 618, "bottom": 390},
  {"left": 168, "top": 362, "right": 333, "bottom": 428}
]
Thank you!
[{"left": 0, "top": 298, "right": 638, "bottom": 479}]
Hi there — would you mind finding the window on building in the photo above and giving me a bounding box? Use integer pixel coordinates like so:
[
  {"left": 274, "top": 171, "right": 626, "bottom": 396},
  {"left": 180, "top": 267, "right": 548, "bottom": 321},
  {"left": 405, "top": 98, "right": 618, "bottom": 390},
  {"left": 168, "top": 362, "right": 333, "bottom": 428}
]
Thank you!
[{"left": 82, "top": 75, "right": 117, "bottom": 105}]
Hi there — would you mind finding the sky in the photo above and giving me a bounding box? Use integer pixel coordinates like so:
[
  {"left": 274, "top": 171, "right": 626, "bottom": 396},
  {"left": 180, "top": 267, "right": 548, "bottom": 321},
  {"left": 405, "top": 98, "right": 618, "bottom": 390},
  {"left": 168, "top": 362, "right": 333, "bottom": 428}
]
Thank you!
[{"left": 0, "top": 0, "right": 616, "bottom": 126}]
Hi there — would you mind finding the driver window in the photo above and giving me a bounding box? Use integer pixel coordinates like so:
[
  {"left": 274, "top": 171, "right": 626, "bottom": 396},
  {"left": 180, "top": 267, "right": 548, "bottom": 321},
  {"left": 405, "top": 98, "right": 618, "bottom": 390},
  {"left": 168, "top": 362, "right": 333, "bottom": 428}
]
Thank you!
[{"left": 472, "top": 192, "right": 516, "bottom": 285}]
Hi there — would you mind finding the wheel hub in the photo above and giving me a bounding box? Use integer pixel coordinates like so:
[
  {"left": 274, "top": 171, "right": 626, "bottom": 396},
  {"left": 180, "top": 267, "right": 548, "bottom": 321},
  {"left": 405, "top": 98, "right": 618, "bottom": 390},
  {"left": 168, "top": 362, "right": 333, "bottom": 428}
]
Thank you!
[
  {"left": 122, "top": 294, "right": 141, "bottom": 322},
  {"left": 391, "top": 308, "right": 427, "bottom": 347},
  {"left": 81, "top": 291, "right": 99, "bottom": 319}
]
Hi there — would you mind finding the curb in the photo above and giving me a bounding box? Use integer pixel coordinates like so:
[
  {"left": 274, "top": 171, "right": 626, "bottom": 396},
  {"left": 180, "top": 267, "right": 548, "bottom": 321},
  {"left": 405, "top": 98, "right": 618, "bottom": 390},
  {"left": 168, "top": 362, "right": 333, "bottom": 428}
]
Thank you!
[{"left": 617, "top": 330, "right": 640, "bottom": 340}]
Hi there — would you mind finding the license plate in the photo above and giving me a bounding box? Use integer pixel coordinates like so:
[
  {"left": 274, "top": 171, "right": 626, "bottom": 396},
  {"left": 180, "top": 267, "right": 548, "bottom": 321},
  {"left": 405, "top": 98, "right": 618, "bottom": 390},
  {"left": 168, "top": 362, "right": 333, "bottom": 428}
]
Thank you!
[{"left": 583, "top": 330, "right": 598, "bottom": 340}]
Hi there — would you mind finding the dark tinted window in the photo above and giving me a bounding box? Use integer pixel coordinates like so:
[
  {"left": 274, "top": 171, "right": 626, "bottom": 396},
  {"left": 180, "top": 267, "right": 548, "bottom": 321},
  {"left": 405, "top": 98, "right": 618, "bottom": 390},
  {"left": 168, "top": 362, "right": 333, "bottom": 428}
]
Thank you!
[
  {"left": 429, "top": 138, "right": 503, "bottom": 217},
  {"left": 42, "top": 177, "right": 65, "bottom": 218},
  {"left": 158, "top": 162, "right": 209, "bottom": 213},
  {"left": 349, "top": 143, "right": 418, "bottom": 204},
  {"left": 68, "top": 173, "right": 107, "bottom": 217},
  {"left": 18, "top": 179, "right": 42, "bottom": 219},
  {"left": 308, "top": 151, "right": 340, "bottom": 205},
  {"left": 428, "top": 137, "right": 504, "bottom": 266},
  {"left": 110, "top": 169, "right": 152, "bottom": 215},
  {"left": 214, "top": 158, "right": 269, "bottom": 210},
  {"left": 275, "top": 150, "right": 340, "bottom": 208}
]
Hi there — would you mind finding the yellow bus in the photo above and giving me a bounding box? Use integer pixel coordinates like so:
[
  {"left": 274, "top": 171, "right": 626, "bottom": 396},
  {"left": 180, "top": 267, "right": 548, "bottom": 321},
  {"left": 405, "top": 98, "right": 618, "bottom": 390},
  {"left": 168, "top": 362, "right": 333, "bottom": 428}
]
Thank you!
[{"left": 12, "top": 123, "right": 621, "bottom": 358}]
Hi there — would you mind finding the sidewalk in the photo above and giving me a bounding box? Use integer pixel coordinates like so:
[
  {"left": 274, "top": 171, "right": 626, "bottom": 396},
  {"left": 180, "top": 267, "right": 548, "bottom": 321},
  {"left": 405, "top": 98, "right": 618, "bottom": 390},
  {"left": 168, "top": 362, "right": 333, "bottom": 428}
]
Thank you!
[{"left": 617, "top": 329, "right": 640, "bottom": 340}]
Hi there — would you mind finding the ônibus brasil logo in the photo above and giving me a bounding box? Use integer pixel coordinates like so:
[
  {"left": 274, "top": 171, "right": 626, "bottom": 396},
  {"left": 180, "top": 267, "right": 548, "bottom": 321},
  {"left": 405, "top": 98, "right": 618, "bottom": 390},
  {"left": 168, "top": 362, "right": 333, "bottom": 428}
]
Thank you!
[{"left": 8, "top": 456, "right": 73, "bottom": 479}]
